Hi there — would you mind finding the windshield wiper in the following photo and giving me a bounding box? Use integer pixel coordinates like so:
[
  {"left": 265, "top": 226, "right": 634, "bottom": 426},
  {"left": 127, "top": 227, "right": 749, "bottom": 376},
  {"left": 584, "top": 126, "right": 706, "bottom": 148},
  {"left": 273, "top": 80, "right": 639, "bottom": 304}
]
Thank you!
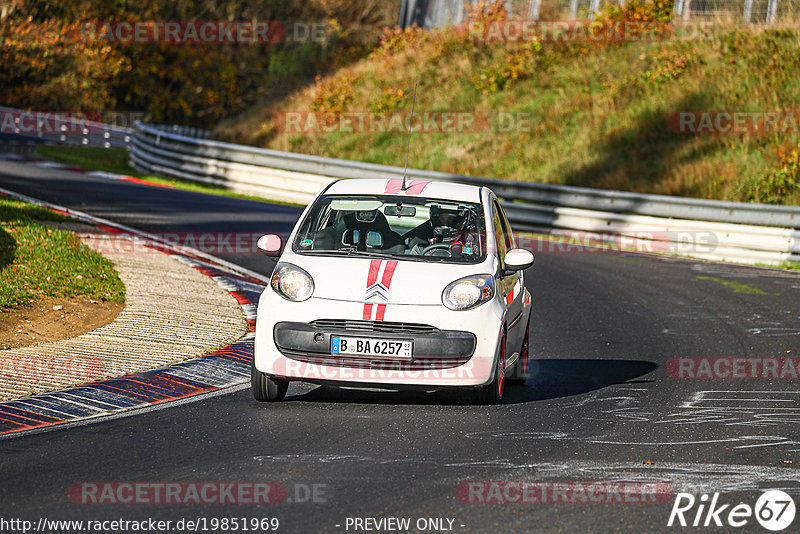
[{"left": 301, "top": 248, "right": 385, "bottom": 259}]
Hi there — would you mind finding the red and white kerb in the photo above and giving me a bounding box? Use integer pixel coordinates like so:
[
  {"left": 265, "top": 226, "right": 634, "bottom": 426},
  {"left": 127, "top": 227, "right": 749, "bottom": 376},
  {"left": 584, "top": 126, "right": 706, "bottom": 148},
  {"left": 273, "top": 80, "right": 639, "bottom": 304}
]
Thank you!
[
  {"left": 505, "top": 279, "right": 520, "bottom": 305},
  {"left": 363, "top": 259, "right": 399, "bottom": 321}
]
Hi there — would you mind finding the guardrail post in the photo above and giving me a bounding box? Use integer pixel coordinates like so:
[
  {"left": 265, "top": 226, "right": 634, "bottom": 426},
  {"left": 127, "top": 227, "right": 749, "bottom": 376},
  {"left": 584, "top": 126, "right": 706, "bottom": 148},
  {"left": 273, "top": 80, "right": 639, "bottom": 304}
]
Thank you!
[
  {"left": 766, "top": 0, "right": 778, "bottom": 23},
  {"left": 743, "top": 0, "right": 753, "bottom": 21},
  {"left": 528, "top": 0, "right": 541, "bottom": 20}
]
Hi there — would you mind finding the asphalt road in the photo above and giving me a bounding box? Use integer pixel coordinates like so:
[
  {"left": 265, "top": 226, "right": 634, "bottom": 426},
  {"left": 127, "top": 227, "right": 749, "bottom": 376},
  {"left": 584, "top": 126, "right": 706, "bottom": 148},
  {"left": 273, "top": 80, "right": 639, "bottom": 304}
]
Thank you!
[{"left": 1, "top": 159, "right": 800, "bottom": 533}]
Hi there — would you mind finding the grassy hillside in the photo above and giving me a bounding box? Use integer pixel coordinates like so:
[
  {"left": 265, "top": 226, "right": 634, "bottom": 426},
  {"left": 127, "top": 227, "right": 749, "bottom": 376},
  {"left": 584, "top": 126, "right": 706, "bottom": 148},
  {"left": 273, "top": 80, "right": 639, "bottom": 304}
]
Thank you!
[{"left": 216, "top": 1, "right": 800, "bottom": 205}]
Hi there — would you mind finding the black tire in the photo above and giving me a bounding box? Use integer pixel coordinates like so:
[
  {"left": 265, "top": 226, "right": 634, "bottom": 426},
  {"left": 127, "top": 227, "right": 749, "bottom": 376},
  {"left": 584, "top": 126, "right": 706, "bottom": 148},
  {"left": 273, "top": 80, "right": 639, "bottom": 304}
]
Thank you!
[
  {"left": 474, "top": 333, "right": 506, "bottom": 405},
  {"left": 508, "top": 319, "right": 530, "bottom": 386},
  {"left": 251, "top": 363, "right": 288, "bottom": 402}
]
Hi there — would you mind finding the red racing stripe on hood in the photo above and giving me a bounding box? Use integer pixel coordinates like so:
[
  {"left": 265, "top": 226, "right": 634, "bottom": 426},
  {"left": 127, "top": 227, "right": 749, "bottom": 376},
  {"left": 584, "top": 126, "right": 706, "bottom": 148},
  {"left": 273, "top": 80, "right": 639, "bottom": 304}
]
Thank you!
[
  {"left": 380, "top": 260, "right": 399, "bottom": 288},
  {"left": 366, "top": 259, "right": 381, "bottom": 287},
  {"left": 363, "top": 260, "right": 382, "bottom": 320},
  {"left": 375, "top": 260, "right": 398, "bottom": 321}
]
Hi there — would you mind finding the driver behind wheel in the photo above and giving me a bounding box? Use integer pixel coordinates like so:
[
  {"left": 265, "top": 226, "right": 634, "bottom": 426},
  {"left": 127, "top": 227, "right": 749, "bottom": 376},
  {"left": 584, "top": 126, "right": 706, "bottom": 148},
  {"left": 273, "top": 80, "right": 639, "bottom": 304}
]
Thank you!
[
  {"left": 407, "top": 205, "right": 480, "bottom": 258},
  {"left": 430, "top": 205, "right": 463, "bottom": 241}
]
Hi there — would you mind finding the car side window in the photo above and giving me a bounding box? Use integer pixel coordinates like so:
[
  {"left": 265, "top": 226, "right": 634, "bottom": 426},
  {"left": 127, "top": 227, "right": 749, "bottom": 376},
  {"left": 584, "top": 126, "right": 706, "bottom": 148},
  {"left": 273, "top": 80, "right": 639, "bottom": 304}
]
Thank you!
[
  {"left": 492, "top": 200, "right": 509, "bottom": 264},
  {"left": 498, "top": 204, "right": 514, "bottom": 249}
]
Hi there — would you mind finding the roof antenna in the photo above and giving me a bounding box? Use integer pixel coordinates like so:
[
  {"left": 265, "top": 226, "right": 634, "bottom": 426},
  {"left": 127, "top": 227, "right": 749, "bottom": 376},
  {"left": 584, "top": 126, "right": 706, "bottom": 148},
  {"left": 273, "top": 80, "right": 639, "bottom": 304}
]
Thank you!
[{"left": 401, "top": 82, "right": 418, "bottom": 191}]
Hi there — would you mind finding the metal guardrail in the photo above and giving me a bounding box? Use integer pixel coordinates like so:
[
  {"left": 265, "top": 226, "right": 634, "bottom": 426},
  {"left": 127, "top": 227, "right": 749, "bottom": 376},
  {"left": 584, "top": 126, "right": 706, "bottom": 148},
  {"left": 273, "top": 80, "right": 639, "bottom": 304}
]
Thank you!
[
  {"left": 400, "top": 0, "right": 800, "bottom": 28},
  {"left": 131, "top": 121, "right": 800, "bottom": 266},
  {"left": 0, "top": 107, "right": 133, "bottom": 148},
  {"left": 0, "top": 108, "right": 210, "bottom": 149},
  {"left": 147, "top": 124, "right": 212, "bottom": 139}
]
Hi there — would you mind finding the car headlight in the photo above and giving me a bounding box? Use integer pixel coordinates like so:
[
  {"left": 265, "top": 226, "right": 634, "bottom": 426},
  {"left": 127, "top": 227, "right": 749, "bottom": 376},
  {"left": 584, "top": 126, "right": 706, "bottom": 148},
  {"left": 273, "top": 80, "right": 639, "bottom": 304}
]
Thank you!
[
  {"left": 442, "top": 274, "right": 494, "bottom": 310},
  {"left": 271, "top": 263, "right": 314, "bottom": 301}
]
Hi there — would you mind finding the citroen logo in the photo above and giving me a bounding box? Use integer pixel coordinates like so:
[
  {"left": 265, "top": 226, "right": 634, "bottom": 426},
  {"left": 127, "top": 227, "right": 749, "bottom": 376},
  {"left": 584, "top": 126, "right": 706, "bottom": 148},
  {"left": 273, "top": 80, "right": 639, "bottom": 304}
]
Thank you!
[{"left": 364, "top": 282, "right": 389, "bottom": 302}]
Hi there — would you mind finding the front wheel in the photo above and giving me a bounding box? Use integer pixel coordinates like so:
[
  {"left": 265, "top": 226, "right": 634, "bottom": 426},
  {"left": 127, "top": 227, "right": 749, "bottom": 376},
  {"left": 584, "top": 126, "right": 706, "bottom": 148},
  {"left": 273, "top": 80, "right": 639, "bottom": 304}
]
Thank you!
[
  {"left": 251, "top": 363, "right": 288, "bottom": 402},
  {"left": 508, "top": 319, "right": 530, "bottom": 385},
  {"left": 474, "top": 333, "right": 505, "bottom": 404}
]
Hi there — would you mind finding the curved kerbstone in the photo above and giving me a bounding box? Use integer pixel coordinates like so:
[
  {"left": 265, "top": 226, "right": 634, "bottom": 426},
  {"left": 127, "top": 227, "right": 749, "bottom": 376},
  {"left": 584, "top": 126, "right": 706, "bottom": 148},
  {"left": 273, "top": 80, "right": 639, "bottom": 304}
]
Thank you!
[{"left": 0, "top": 232, "right": 248, "bottom": 401}]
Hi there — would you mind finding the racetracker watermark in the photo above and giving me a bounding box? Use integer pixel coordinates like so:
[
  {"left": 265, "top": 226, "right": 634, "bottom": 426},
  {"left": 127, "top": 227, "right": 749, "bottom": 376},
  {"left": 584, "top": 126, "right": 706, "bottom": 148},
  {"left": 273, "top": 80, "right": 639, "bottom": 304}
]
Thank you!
[
  {"left": 70, "top": 482, "right": 285, "bottom": 505},
  {"left": 463, "top": 20, "right": 673, "bottom": 42},
  {"left": 457, "top": 481, "right": 674, "bottom": 503},
  {"left": 81, "top": 232, "right": 265, "bottom": 255},
  {"left": 0, "top": 355, "right": 105, "bottom": 382},
  {"left": 0, "top": 517, "right": 280, "bottom": 533},
  {"left": 82, "top": 230, "right": 723, "bottom": 256},
  {"left": 74, "top": 21, "right": 333, "bottom": 44},
  {"left": 0, "top": 110, "right": 145, "bottom": 134},
  {"left": 514, "top": 230, "right": 719, "bottom": 255},
  {"left": 668, "top": 111, "right": 800, "bottom": 134},
  {"left": 272, "top": 357, "right": 494, "bottom": 381},
  {"left": 272, "top": 111, "right": 535, "bottom": 134},
  {"left": 69, "top": 482, "right": 327, "bottom": 505},
  {"left": 667, "top": 357, "right": 800, "bottom": 380},
  {"left": 458, "top": 19, "right": 714, "bottom": 44}
]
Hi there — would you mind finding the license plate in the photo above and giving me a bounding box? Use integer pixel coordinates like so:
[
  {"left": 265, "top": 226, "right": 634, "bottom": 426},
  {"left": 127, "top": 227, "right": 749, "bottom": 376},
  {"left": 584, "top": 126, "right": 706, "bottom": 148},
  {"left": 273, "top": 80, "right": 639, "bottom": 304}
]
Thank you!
[{"left": 331, "top": 336, "right": 412, "bottom": 359}]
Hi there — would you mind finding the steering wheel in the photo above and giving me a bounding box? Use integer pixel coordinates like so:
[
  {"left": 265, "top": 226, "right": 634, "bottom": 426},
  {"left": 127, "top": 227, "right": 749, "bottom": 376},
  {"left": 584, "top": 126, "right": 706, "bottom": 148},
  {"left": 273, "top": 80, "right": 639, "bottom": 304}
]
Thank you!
[
  {"left": 421, "top": 243, "right": 452, "bottom": 257},
  {"left": 433, "top": 226, "right": 458, "bottom": 240}
]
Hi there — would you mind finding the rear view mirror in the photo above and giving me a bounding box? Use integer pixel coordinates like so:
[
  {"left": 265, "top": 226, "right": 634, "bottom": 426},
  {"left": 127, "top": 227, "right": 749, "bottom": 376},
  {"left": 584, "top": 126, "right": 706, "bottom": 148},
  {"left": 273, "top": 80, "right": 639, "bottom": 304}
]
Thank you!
[
  {"left": 384, "top": 205, "right": 416, "bottom": 217},
  {"left": 503, "top": 248, "right": 535, "bottom": 271},
  {"left": 257, "top": 234, "right": 283, "bottom": 256}
]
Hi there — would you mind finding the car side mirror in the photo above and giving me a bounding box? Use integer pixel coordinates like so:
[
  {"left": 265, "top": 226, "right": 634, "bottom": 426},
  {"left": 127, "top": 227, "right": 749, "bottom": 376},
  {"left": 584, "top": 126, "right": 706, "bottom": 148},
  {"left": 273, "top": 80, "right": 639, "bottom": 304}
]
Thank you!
[
  {"left": 257, "top": 233, "right": 283, "bottom": 256},
  {"left": 503, "top": 248, "right": 534, "bottom": 272}
]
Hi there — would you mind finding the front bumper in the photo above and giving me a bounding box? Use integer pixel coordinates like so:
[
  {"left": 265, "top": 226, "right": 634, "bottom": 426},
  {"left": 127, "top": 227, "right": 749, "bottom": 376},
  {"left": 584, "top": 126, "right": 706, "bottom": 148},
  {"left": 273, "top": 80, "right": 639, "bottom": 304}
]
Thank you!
[{"left": 254, "top": 295, "right": 505, "bottom": 387}]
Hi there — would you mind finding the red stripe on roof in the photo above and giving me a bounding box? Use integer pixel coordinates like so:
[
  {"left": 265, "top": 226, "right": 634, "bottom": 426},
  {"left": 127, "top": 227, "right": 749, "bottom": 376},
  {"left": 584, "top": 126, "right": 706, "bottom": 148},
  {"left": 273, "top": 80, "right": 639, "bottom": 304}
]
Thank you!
[{"left": 384, "top": 179, "right": 431, "bottom": 195}]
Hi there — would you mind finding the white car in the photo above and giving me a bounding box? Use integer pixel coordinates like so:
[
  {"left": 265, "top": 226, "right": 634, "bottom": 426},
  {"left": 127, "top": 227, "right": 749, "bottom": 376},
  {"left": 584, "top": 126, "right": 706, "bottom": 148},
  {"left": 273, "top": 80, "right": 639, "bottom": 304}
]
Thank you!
[{"left": 252, "top": 178, "right": 534, "bottom": 404}]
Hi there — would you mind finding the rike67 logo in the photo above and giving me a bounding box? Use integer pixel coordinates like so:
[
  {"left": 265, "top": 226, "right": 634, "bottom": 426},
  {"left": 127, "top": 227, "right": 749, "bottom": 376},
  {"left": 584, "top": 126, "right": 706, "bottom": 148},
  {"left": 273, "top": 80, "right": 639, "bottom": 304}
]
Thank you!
[{"left": 668, "top": 490, "right": 796, "bottom": 531}]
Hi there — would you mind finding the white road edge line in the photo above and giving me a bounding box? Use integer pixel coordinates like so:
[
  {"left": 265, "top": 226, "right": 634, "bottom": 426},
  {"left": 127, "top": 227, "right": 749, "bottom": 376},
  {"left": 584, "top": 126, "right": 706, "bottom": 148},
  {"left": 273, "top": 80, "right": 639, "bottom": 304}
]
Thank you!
[
  {"left": 0, "top": 185, "right": 270, "bottom": 284},
  {"left": 0, "top": 383, "right": 250, "bottom": 441}
]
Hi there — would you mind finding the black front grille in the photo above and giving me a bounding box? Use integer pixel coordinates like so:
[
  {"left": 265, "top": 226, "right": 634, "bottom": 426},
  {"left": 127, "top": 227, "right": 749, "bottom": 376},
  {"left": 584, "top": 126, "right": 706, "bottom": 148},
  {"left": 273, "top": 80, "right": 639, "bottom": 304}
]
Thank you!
[
  {"left": 284, "top": 353, "right": 469, "bottom": 371},
  {"left": 309, "top": 319, "right": 439, "bottom": 335},
  {"left": 274, "top": 320, "right": 476, "bottom": 371}
]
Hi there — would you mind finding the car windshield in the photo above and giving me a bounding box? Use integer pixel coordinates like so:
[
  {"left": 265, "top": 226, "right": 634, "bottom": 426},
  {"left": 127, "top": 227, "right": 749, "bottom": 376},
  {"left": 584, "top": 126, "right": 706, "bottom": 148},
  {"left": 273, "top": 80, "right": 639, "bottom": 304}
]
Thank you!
[{"left": 292, "top": 195, "right": 487, "bottom": 263}]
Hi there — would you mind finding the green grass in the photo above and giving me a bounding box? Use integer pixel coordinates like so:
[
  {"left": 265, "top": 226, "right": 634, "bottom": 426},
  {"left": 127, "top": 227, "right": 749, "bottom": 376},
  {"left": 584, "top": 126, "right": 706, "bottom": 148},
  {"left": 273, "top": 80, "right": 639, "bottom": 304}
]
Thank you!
[
  {"left": 36, "top": 145, "right": 303, "bottom": 207},
  {"left": 36, "top": 145, "right": 133, "bottom": 176},
  {"left": 696, "top": 275, "right": 777, "bottom": 295},
  {"left": 0, "top": 198, "right": 125, "bottom": 311}
]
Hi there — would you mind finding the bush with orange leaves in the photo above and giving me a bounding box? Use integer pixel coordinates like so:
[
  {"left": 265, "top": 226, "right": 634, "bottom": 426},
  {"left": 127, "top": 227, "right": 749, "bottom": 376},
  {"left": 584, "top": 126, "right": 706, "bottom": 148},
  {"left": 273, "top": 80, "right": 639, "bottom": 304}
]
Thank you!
[
  {"left": 0, "top": 18, "right": 127, "bottom": 112},
  {"left": 591, "top": 0, "right": 675, "bottom": 43},
  {"left": 310, "top": 75, "right": 355, "bottom": 113},
  {"left": 463, "top": 0, "right": 510, "bottom": 25},
  {"left": 738, "top": 142, "right": 800, "bottom": 204},
  {"left": 1, "top": 0, "right": 398, "bottom": 127}
]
